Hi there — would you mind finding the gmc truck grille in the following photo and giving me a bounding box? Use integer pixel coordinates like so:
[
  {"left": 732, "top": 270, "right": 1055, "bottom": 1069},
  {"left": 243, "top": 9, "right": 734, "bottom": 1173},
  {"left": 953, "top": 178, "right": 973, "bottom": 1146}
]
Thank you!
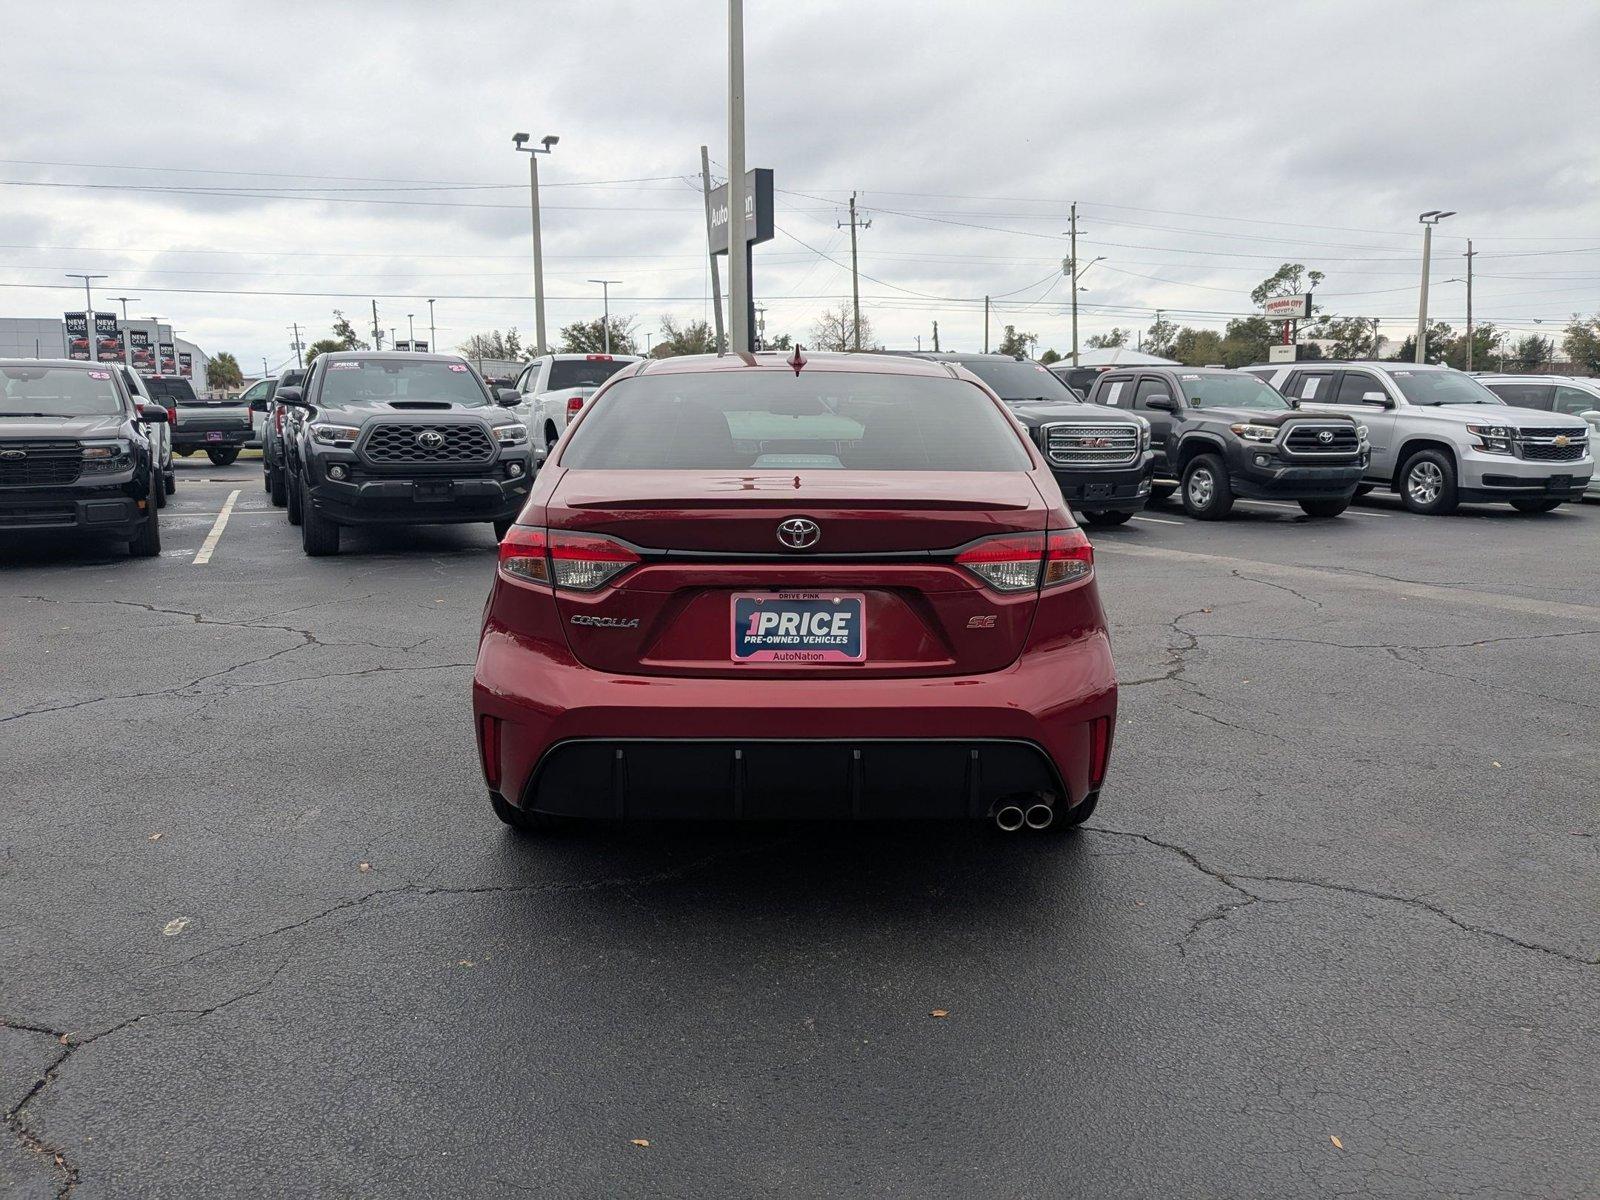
[
  {"left": 0, "top": 440, "right": 82, "bottom": 487},
  {"left": 1283, "top": 422, "right": 1360, "bottom": 457},
  {"left": 1042, "top": 423, "right": 1140, "bottom": 467},
  {"left": 1516, "top": 429, "right": 1588, "bottom": 462},
  {"left": 361, "top": 422, "right": 493, "bottom": 465}
]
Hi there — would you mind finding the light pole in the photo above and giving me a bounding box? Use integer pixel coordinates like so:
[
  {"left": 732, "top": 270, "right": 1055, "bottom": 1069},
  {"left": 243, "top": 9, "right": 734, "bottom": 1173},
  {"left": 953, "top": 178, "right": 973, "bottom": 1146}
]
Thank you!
[
  {"left": 65, "top": 274, "right": 106, "bottom": 360},
  {"left": 427, "top": 298, "right": 436, "bottom": 353},
  {"left": 1414, "top": 210, "right": 1455, "bottom": 364},
  {"left": 726, "top": 0, "right": 750, "bottom": 354},
  {"left": 588, "top": 279, "right": 621, "bottom": 354},
  {"left": 513, "top": 132, "right": 558, "bottom": 356},
  {"left": 145, "top": 316, "right": 167, "bottom": 374},
  {"left": 109, "top": 295, "right": 140, "bottom": 366},
  {"left": 407, "top": 313, "right": 416, "bottom": 350}
]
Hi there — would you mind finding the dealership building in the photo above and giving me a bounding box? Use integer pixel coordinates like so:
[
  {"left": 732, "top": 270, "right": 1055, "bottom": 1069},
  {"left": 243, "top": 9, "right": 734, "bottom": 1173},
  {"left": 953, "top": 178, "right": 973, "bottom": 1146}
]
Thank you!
[{"left": 0, "top": 316, "right": 212, "bottom": 393}]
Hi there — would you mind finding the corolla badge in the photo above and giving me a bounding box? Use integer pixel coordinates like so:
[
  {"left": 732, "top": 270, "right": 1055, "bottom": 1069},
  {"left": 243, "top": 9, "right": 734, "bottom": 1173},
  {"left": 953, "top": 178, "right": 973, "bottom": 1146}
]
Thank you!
[
  {"left": 776, "top": 517, "right": 821, "bottom": 549},
  {"left": 416, "top": 429, "right": 445, "bottom": 450},
  {"left": 570, "top": 615, "right": 640, "bottom": 629}
]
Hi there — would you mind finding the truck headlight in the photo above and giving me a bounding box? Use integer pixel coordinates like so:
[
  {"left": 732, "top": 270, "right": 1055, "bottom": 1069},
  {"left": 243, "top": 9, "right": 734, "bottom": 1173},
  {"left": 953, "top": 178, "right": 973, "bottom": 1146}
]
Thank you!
[
  {"left": 1467, "top": 423, "right": 1514, "bottom": 454},
  {"left": 1230, "top": 423, "right": 1278, "bottom": 443},
  {"left": 80, "top": 439, "right": 133, "bottom": 472},
  {"left": 1137, "top": 417, "right": 1151, "bottom": 451},
  {"left": 1356, "top": 424, "right": 1369, "bottom": 441},
  {"left": 309, "top": 423, "right": 362, "bottom": 446},
  {"left": 494, "top": 424, "right": 529, "bottom": 446}
]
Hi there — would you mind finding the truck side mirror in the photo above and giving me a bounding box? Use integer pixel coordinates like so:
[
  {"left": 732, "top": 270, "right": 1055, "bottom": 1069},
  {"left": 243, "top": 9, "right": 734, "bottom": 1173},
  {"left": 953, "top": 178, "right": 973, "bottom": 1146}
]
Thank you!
[
  {"left": 275, "top": 386, "right": 307, "bottom": 407},
  {"left": 1145, "top": 396, "right": 1178, "bottom": 412}
]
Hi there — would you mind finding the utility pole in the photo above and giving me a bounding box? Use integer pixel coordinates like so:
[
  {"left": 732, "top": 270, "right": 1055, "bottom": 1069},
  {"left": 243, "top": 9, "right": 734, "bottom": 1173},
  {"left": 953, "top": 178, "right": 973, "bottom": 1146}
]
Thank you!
[
  {"left": 512, "top": 133, "right": 558, "bottom": 355},
  {"left": 288, "top": 322, "right": 305, "bottom": 367},
  {"left": 1415, "top": 210, "right": 1455, "bottom": 363},
  {"left": 699, "top": 145, "right": 726, "bottom": 353},
  {"left": 262, "top": 356, "right": 269, "bottom": 377},
  {"left": 389, "top": 328, "right": 397, "bottom": 350},
  {"left": 726, "top": 0, "right": 750, "bottom": 354},
  {"left": 1370, "top": 317, "right": 1381, "bottom": 360},
  {"left": 983, "top": 296, "right": 990, "bottom": 353},
  {"left": 754, "top": 305, "right": 767, "bottom": 349},
  {"left": 932, "top": 320, "right": 939, "bottom": 352},
  {"left": 371, "top": 299, "right": 382, "bottom": 349},
  {"left": 588, "top": 279, "right": 620, "bottom": 354},
  {"left": 427, "top": 299, "right": 436, "bottom": 353},
  {"left": 1068, "top": 202, "right": 1079, "bottom": 367},
  {"left": 915, "top": 335, "right": 922, "bottom": 351},
  {"left": 839, "top": 192, "right": 871, "bottom": 351},
  {"left": 1463, "top": 239, "right": 1477, "bottom": 370}
]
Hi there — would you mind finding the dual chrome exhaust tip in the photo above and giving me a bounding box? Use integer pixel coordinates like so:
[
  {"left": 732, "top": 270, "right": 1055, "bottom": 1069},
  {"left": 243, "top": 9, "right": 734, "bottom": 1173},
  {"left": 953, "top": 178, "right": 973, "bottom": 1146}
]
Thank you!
[{"left": 993, "top": 801, "right": 1055, "bottom": 832}]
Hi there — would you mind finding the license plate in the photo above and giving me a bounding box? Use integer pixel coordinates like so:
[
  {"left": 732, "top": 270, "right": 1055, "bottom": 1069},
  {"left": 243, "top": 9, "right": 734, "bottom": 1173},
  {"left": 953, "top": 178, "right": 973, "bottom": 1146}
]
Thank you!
[
  {"left": 731, "top": 592, "right": 865, "bottom": 663},
  {"left": 414, "top": 482, "right": 453, "bottom": 501},
  {"left": 204, "top": 431, "right": 224, "bottom": 442},
  {"left": 1547, "top": 475, "right": 1571, "bottom": 492}
]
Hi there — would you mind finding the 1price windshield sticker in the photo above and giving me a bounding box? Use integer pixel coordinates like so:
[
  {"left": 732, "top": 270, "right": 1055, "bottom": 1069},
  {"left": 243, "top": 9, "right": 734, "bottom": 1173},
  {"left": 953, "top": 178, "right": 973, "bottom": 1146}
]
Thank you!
[
  {"left": 330, "top": 362, "right": 359, "bottom": 370},
  {"left": 88, "top": 370, "right": 110, "bottom": 379},
  {"left": 448, "top": 363, "right": 469, "bottom": 372}
]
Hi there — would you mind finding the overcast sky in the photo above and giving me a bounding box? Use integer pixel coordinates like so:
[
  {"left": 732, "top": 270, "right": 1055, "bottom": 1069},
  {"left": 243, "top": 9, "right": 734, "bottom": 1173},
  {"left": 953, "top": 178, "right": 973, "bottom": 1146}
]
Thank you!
[{"left": 3, "top": 0, "right": 1597, "bottom": 371}]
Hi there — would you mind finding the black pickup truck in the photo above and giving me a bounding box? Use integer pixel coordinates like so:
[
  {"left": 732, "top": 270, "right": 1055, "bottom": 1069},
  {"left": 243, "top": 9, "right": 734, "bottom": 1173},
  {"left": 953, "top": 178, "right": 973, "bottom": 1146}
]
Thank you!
[
  {"left": 152, "top": 376, "right": 253, "bottom": 466},
  {"left": 1085, "top": 365, "right": 1366, "bottom": 519},
  {"left": 892, "top": 352, "right": 1155, "bottom": 525},
  {"left": 0, "top": 359, "right": 169, "bottom": 555}
]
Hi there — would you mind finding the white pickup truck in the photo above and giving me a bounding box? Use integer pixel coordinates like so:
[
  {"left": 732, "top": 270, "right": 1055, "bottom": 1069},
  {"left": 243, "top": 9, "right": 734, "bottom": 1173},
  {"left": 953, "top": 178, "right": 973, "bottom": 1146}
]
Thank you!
[{"left": 509, "top": 353, "right": 641, "bottom": 458}]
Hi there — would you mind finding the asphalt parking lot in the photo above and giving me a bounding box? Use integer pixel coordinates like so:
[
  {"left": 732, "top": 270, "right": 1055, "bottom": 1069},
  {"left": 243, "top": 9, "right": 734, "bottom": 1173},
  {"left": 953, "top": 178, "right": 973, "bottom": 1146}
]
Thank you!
[{"left": 4, "top": 457, "right": 1598, "bottom": 1198}]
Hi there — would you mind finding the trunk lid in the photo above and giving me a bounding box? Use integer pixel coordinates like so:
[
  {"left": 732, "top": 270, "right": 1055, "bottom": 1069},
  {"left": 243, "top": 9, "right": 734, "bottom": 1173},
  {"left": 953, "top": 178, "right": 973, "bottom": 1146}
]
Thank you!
[{"left": 543, "top": 468, "right": 1050, "bottom": 678}]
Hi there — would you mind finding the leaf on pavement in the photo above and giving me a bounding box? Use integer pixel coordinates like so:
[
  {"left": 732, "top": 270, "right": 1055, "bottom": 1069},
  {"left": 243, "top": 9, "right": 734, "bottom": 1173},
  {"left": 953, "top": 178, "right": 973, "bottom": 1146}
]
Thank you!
[
  {"left": 358, "top": 862, "right": 371, "bottom": 872},
  {"left": 930, "top": 1010, "right": 949, "bottom": 1018},
  {"left": 162, "top": 916, "right": 191, "bottom": 937},
  {"left": 1330, "top": 1135, "right": 1344, "bottom": 1149},
  {"left": 148, "top": 832, "right": 163, "bottom": 842},
  {"left": 631, "top": 1139, "right": 650, "bottom": 1148}
]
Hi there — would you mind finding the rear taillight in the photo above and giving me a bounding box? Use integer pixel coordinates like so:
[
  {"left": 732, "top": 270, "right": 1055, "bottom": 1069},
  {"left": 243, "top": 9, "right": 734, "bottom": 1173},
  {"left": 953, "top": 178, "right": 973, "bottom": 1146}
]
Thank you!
[
  {"left": 274, "top": 406, "right": 284, "bottom": 434},
  {"left": 498, "top": 525, "right": 550, "bottom": 584},
  {"left": 954, "top": 529, "right": 1093, "bottom": 593},
  {"left": 1088, "top": 716, "right": 1112, "bottom": 788},
  {"left": 585, "top": 354, "right": 613, "bottom": 362},
  {"left": 1043, "top": 529, "right": 1093, "bottom": 587},
  {"left": 954, "top": 534, "right": 1045, "bottom": 592},
  {"left": 166, "top": 407, "right": 178, "bottom": 426},
  {"left": 566, "top": 395, "right": 584, "bottom": 418},
  {"left": 478, "top": 714, "right": 501, "bottom": 790},
  {"left": 497, "top": 526, "right": 639, "bottom": 591}
]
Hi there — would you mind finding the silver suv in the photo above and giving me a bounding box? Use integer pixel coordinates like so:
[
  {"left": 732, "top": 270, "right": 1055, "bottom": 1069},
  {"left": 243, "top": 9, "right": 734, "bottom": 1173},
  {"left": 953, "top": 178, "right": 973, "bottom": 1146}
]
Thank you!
[{"left": 1245, "top": 361, "right": 1594, "bottom": 514}]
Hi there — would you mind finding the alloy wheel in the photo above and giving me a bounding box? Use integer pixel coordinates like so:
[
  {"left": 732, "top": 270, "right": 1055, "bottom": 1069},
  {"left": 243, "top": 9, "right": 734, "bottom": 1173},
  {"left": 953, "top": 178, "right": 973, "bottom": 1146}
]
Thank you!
[{"left": 1408, "top": 461, "right": 1443, "bottom": 506}]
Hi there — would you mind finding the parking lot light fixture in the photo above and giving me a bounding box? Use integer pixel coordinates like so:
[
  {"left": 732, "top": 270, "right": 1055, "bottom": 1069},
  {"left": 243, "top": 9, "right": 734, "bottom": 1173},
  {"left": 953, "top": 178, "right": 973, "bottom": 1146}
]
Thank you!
[
  {"left": 1415, "top": 210, "right": 1456, "bottom": 364},
  {"left": 588, "top": 279, "right": 621, "bottom": 355},
  {"left": 513, "top": 131, "right": 559, "bottom": 356}
]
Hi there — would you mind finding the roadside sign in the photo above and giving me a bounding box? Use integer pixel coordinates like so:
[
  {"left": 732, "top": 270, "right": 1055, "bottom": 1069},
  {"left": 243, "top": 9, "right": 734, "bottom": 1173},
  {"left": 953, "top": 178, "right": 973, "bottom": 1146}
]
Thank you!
[
  {"left": 1262, "top": 294, "right": 1312, "bottom": 320},
  {"left": 709, "top": 168, "right": 774, "bottom": 254},
  {"left": 1268, "top": 343, "right": 1299, "bottom": 363}
]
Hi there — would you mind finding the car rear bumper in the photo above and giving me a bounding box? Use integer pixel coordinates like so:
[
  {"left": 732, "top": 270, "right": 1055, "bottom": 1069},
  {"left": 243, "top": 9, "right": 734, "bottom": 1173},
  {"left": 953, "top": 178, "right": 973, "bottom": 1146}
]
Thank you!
[
  {"left": 473, "top": 628, "right": 1117, "bottom": 820},
  {"left": 172, "top": 427, "right": 252, "bottom": 450}
]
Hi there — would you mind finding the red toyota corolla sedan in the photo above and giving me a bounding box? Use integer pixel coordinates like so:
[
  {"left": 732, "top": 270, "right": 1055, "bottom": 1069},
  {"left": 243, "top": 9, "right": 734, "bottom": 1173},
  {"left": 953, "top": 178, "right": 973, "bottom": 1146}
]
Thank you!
[{"left": 472, "top": 351, "right": 1116, "bottom": 834}]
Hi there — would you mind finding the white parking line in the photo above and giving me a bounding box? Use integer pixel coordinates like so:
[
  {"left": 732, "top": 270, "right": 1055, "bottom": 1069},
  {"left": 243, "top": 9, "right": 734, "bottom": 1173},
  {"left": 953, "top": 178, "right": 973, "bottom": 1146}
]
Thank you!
[
  {"left": 192, "top": 489, "right": 240, "bottom": 565},
  {"left": 1131, "top": 515, "right": 1183, "bottom": 525},
  {"left": 1235, "top": 498, "right": 1390, "bottom": 519}
]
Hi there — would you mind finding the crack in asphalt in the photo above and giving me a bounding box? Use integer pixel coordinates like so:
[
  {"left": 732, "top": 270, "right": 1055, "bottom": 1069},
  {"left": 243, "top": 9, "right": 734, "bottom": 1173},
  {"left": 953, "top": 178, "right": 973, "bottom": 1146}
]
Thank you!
[
  {"left": 1117, "top": 608, "right": 1206, "bottom": 688},
  {"left": 1230, "top": 569, "right": 1326, "bottom": 611},
  {"left": 1086, "top": 827, "right": 1600, "bottom": 967}
]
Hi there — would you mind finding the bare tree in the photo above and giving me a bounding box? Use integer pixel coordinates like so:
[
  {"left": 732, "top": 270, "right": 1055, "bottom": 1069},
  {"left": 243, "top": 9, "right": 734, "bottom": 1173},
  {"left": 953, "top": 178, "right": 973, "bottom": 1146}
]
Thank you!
[{"left": 809, "top": 301, "right": 877, "bottom": 352}]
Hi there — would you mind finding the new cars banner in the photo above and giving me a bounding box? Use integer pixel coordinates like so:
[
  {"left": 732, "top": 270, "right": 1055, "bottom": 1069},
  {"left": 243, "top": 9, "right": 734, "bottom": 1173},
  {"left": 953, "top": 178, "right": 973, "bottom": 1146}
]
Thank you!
[
  {"left": 94, "top": 312, "right": 123, "bottom": 363},
  {"left": 159, "top": 342, "right": 176, "bottom": 374},
  {"left": 129, "top": 329, "right": 155, "bottom": 373},
  {"left": 64, "top": 312, "right": 91, "bottom": 360},
  {"left": 178, "top": 352, "right": 193, "bottom": 378}
]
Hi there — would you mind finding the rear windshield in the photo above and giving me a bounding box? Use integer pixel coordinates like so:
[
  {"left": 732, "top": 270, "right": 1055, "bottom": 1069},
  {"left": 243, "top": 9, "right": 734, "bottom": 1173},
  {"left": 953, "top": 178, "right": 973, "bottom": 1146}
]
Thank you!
[
  {"left": 318, "top": 360, "right": 489, "bottom": 407},
  {"left": 959, "top": 359, "right": 1081, "bottom": 404},
  {"left": 144, "top": 377, "right": 199, "bottom": 403},
  {"left": 1179, "top": 374, "right": 1290, "bottom": 411},
  {"left": 1389, "top": 370, "right": 1504, "bottom": 407},
  {"left": 2, "top": 367, "right": 124, "bottom": 417},
  {"left": 549, "top": 358, "right": 631, "bottom": 391},
  {"left": 560, "top": 370, "right": 1032, "bottom": 472}
]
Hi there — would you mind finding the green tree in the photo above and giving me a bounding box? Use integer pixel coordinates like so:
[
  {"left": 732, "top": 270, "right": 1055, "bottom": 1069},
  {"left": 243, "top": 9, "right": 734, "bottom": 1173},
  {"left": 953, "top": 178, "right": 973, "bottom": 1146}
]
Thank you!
[
  {"left": 1170, "top": 327, "right": 1224, "bottom": 366},
  {"left": 765, "top": 332, "right": 794, "bottom": 352},
  {"left": 1393, "top": 322, "right": 1456, "bottom": 366},
  {"left": 1085, "top": 328, "right": 1129, "bottom": 350},
  {"left": 1562, "top": 314, "right": 1600, "bottom": 374},
  {"left": 1218, "top": 317, "right": 1275, "bottom": 368},
  {"left": 1314, "top": 316, "right": 1377, "bottom": 360},
  {"left": 997, "top": 324, "right": 1037, "bottom": 357},
  {"left": 304, "top": 338, "right": 342, "bottom": 363},
  {"left": 560, "top": 315, "right": 638, "bottom": 355},
  {"left": 1039, "top": 347, "right": 1061, "bottom": 365},
  {"left": 1442, "top": 323, "right": 1501, "bottom": 371},
  {"left": 458, "top": 329, "right": 525, "bottom": 360},
  {"left": 206, "top": 351, "right": 244, "bottom": 389},
  {"left": 1250, "top": 263, "right": 1324, "bottom": 309},
  {"left": 1145, "top": 313, "right": 1179, "bottom": 358},
  {"left": 653, "top": 316, "right": 717, "bottom": 357},
  {"left": 330, "top": 309, "right": 369, "bottom": 351},
  {"left": 1511, "top": 334, "right": 1554, "bottom": 372}
]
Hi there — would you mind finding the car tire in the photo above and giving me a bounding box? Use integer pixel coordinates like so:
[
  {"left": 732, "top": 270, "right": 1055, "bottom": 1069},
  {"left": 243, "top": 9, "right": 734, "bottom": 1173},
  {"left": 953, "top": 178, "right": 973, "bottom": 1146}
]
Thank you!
[
  {"left": 262, "top": 465, "right": 272, "bottom": 494},
  {"left": 1180, "top": 454, "right": 1234, "bottom": 520},
  {"left": 154, "top": 471, "right": 168, "bottom": 509},
  {"left": 128, "top": 476, "right": 161, "bottom": 558},
  {"left": 490, "top": 793, "right": 566, "bottom": 834},
  {"left": 268, "top": 464, "right": 288, "bottom": 508},
  {"left": 285, "top": 468, "right": 303, "bottom": 525},
  {"left": 163, "top": 469, "right": 176, "bottom": 495},
  {"left": 1510, "top": 498, "right": 1563, "bottom": 513},
  {"left": 1150, "top": 483, "right": 1177, "bottom": 503},
  {"left": 206, "top": 448, "right": 240, "bottom": 467},
  {"left": 493, "top": 516, "right": 516, "bottom": 540},
  {"left": 299, "top": 479, "right": 340, "bottom": 556},
  {"left": 1398, "top": 449, "right": 1459, "bottom": 515},
  {"left": 1081, "top": 509, "right": 1133, "bottom": 527},
  {"left": 1298, "top": 497, "right": 1348, "bottom": 518}
]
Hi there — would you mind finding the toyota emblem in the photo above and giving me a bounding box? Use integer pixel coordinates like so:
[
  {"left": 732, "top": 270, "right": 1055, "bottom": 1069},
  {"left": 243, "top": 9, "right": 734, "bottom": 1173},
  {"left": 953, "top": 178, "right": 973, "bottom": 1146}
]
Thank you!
[
  {"left": 776, "top": 517, "right": 821, "bottom": 549},
  {"left": 416, "top": 429, "right": 445, "bottom": 451}
]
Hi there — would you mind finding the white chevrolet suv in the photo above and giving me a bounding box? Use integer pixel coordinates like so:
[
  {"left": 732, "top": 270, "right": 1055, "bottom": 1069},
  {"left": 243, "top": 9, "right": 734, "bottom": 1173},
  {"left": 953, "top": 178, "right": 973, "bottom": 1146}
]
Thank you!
[
  {"left": 510, "top": 353, "right": 641, "bottom": 458},
  {"left": 1245, "top": 361, "right": 1593, "bottom": 514}
]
